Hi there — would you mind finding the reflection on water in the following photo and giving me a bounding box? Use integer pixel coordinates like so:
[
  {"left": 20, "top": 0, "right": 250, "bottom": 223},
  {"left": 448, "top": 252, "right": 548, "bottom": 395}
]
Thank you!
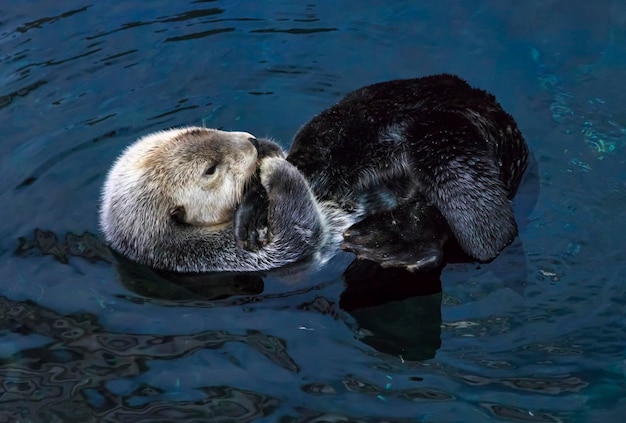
[
  {"left": 0, "top": 290, "right": 579, "bottom": 422},
  {"left": 7, "top": 237, "right": 450, "bottom": 421},
  {"left": 11, "top": 228, "right": 592, "bottom": 422},
  {"left": 0, "top": 295, "right": 284, "bottom": 422},
  {"left": 17, "top": 229, "right": 444, "bottom": 362},
  {"left": 341, "top": 259, "right": 443, "bottom": 362},
  {"left": 17, "top": 229, "right": 114, "bottom": 264}
]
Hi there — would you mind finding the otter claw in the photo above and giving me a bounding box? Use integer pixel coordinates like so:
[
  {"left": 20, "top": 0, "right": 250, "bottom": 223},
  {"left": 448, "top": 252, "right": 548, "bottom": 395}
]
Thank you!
[{"left": 240, "top": 226, "right": 270, "bottom": 252}]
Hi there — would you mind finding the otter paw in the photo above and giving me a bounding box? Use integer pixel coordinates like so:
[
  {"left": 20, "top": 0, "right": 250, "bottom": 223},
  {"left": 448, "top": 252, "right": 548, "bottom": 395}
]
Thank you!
[
  {"left": 234, "top": 179, "right": 272, "bottom": 251},
  {"left": 259, "top": 157, "right": 301, "bottom": 193},
  {"left": 342, "top": 219, "right": 445, "bottom": 272},
  {"left": 257, "top": 138, "right": 286, "bottom": 159},
  {"left": 240, "top": 225, "right": 271, "bottom": 252},
  {"left": 341, "top": 237, "right": 443, "bottom": 272}
]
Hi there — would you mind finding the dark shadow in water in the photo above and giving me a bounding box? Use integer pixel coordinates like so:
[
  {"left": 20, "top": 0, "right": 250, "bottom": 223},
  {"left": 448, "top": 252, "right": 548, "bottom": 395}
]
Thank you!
[
  {"left": 0, "top": 79, "right": 48, "bottom": 111},
  {"left": 14, "top": 6, "right": 90, "bottom": 34},
  {"left": 340, "top": 259, "right": 443, "bottom": 362}
]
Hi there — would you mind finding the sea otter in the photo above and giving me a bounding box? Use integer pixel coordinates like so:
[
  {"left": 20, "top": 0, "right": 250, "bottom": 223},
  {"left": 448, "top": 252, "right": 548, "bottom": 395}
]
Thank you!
[
  {"left": 100, "top": 74, "right": 529, "bottom": 272},
  {"left": 99, "top": 128, "right": 335, "bottom": 272},
  {"left": 282, "top": 73, "right": 529, "bottom": 269}
]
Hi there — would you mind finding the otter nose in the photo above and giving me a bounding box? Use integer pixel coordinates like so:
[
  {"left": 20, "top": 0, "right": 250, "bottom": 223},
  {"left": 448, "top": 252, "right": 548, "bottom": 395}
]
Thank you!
[{"left": 248, "top": 137, "right": 260, "bottom": 153}]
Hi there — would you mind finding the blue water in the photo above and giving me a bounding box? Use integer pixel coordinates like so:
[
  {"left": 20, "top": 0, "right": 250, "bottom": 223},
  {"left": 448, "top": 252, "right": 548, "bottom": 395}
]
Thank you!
[{"left": 1, "top": 1, "right": 625, "bottom": 421}]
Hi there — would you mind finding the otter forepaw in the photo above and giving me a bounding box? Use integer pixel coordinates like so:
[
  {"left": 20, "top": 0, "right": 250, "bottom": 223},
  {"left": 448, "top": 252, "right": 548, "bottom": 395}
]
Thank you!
[
  {"left": 257, "top": 138, "right": 285, "bottom": 160},
  {"left": 259, "top": 157, "right": 302, "bottom": 194},
  {"left": 341, "top": 207, "right": 448, "bottom": 272},
  {"left": 239, "top": 224, "right": 271, "bottom": 252},
  {"left": 341, "top": 235, "right": 444, "bottom": 272},
  {"left": 234, "top": 178, "right": 272, "bottom": 252},
  {"left": 236, "top": 218, "right": 271, "bottom": 252}
]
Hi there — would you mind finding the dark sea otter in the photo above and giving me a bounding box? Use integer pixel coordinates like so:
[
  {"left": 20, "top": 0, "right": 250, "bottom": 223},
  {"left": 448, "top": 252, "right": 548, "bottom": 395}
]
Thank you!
[{"left": 238, "top": 73, "right": 529, "bottom": 271}]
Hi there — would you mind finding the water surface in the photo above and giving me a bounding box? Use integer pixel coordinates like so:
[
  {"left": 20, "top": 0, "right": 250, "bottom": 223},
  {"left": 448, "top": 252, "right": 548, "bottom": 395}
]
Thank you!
[{"left": 1, "top": 1, "right": 625, "bottom": 421}]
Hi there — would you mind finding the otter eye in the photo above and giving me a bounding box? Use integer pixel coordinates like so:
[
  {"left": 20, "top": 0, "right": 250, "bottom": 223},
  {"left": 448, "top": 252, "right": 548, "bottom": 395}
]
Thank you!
[{"left": 204, "top": 165, "right": 217, "bottom": 176}]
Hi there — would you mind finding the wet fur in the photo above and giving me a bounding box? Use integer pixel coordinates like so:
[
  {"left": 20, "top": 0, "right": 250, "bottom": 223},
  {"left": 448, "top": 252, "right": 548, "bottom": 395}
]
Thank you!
[
  {"left": 101, "top": 74, "right": 529, "bottom": 272},
  {"left": 100, "top": 127, "right": 327, "bottom": 272},
  {"left": 287, "top": 74, "right": 529, "bottom": 264}
]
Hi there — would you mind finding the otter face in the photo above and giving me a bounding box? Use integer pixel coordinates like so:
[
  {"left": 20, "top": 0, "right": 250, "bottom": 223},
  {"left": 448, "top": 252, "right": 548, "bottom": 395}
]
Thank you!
[
  {"left": 145, "top": 128, "right": 259, "bottom": 228},
  {"left": 100, "top": 127, "right": 259, "bottom": 257}
]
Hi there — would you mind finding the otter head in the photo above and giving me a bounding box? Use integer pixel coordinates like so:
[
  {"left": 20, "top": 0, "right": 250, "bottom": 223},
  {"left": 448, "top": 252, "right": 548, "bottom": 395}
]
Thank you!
[{"left": 99, "top": 127, "right": 259, "bottom": 265}]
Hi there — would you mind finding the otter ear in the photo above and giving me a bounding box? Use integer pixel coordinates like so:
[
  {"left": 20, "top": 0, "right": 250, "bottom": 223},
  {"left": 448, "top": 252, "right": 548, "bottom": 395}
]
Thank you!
[{"left": 169, "top": 206, "right": 186, "bottom": 224}]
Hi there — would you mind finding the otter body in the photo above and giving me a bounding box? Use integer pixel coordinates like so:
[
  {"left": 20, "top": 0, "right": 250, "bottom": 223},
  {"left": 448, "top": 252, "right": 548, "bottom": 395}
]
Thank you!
[
  {"left": 100, "top": 128, "right": 328, "bottom": 272},
  {"left": 285, "top": 74, "right": 529, "bottom": 268},
  {"left": 100, "top": 74, "right": 529, "bottom": 273}
]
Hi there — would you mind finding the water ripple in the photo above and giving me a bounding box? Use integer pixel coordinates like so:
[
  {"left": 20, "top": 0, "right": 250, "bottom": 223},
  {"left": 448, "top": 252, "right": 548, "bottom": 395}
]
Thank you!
[
  {"left": 250, "top": 27, "right": 337, "bottom": 34},
  {"left": 2, "top": 2, "right": 625, "bottom": 421},
  {"left": 282, "top": 408, "right": 416, "bottom": 423},
  {"left": 85, "top": 7, "right": 226, "bottom": 40},
  {"left": 479, "top": 402, "right": 565, "bottom": 422},
  {"left": 12, "top": 6, "right": 91, "bottom": 35},
  {"left": 0, "top": 79, "right": 47, "bottom": 110},
  {"left": 164, "top": 27, "right": 235, "bottom": 42},
  {"left": 0, "top": 295, "right": 290, "bottom": 421}
]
